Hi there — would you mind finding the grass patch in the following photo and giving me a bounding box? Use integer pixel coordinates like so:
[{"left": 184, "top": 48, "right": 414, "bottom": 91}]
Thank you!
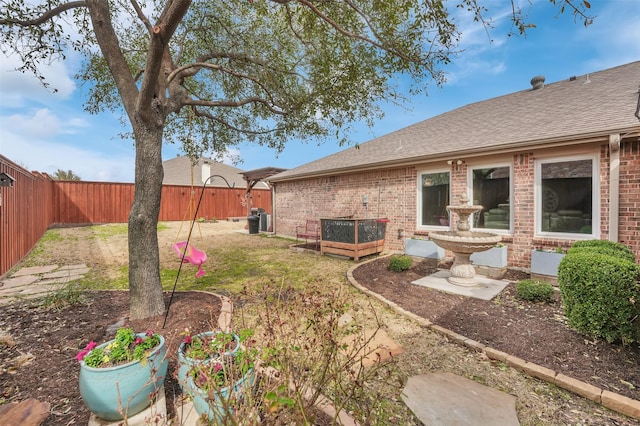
[
  {"left": 165, "top": 245, "right": 346, "bottom": 295},
  {"left": 38, "top": 283, "right": 88, "bottom": 310},
  {"left": 86, "top": 222, "right": 168, "bottom": 241},
  {"left": 89, "top": 224, "right": 128, "bottom": 240},
  {"left": 18, "top": 229, "right": 66, "bottom": 267},
  {"left": 72, "top": 267, "right": 129, "bottom": 290}
]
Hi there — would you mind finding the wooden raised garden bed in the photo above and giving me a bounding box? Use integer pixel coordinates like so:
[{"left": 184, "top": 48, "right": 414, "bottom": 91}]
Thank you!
[{"left": 320, "top": 218, "right": 388, "bottom": 261}]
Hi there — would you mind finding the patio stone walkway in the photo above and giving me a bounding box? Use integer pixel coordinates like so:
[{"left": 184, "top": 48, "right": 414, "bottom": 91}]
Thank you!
[{"left": 0, "top": 264, "right": 90, "bottom": 305}]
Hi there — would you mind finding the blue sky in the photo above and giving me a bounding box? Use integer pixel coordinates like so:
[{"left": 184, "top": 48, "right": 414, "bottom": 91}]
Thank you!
[{"left": 1, "top": 1, "right": 639, "bottom": 183}]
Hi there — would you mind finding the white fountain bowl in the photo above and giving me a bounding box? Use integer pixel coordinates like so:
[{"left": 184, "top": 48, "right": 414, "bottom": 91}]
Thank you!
[{"left": 428, "top": 231, "right": 502, "bottom": 254}]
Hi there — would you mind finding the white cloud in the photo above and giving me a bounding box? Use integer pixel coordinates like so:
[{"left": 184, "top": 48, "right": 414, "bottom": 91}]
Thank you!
[
  {"left": 0, "top": 52, "right": 76, "bottom": 106},
  {"left": 1, "top": 111, "right": 134, "bottom": 182},
  {"left": 5, "top": 108, "right": 90, "bottom": 139},
  {"left": 2, "top": 134, "right": 134, "bottom": 182}
]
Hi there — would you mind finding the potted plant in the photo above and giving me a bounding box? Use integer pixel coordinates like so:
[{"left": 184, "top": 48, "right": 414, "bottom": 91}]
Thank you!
[
  {"left": 76, "top": 327, "right": 168, "bottom": 421},
  {"left": 184, "top": 347, "right": 257, "bottom": 423},
  {"left": 177, "top": 330, "right": 241, "bottom": 391}
]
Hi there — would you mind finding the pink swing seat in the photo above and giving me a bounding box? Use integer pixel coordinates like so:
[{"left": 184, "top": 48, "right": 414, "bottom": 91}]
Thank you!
[{"left": 173, "top": 241, "right": 207, "bottom": 278}]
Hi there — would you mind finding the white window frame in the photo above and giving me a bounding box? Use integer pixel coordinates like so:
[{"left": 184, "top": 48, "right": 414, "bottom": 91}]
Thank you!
[
  {"left": 416, "top": 169, "right": 451, "bottom": 231},
  {"left": 535, "top": 154, "right": 600, "bottom": 239},
  {"left": 467, "top": 162, "right": 513, "bottom": 235}
]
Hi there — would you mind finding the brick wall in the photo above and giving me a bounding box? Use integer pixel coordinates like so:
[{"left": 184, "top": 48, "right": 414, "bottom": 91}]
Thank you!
[
  {"left": 600, "top": 144, "right": 610, "bottom": 239},
  {"left": 275, "top": 168, "right": 416, "bottom": 248},
  {"left": 275, "top": 139, "right": 640, "bottom": 267},
  {"left": 619, "top": 140, "right": 640, "bottom": 256},
  {"left": 511, "top": 153, "right": 535, "bottom": 267}
]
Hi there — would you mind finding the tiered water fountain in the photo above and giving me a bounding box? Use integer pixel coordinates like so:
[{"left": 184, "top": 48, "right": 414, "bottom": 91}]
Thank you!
[{"left": 429, "top": 192, "right": 502, "bottom": 286}]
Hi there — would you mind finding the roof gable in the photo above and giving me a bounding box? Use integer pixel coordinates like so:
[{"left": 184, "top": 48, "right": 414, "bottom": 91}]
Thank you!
[{"left": 162, "top": 156, "right": 251, "bottom": 188}]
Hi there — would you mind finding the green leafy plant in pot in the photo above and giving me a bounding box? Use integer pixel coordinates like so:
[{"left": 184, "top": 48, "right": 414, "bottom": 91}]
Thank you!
[
  {"left": 185, "top": 347, "right": 258, "bottom": 423},
  {"left": 76, "top": 327, "right": 168, "bottom": 421},
  {"left": 176, "top": 330, "right": 241, "bottom": 391},
  {"left": 177, "top": 329, "right": 257, "bottom": 423}
]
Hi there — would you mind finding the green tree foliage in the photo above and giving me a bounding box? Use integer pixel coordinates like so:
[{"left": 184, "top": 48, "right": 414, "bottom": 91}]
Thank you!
[
  {"left": 52, "top": 169, "right": 81, "bottom": 181},
  {"left": 0, "top": 0, "right": 594, "bottom": 318}
]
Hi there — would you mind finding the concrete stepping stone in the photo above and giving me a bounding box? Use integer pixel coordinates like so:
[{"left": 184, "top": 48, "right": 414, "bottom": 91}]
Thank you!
[
  {"left": 0, "top": 275, "right": 39, "bottom": 291},
  {"left": 42, "top": 268, "right": 90, "bottom": 279},
  {"left": 412, "top": 270, "right": 508, "bottom": 301},
  {"left": 57, "top": 263, "right": 88, "bottom": 271},
  {"left": 338, "top": 313, "right": 403, "bottom": 367},
  {"left": 217, "top": 294, "right": 234, "bottom": 331},
  {"left": 87, "top": 385, "right": 167, "bottom": 425},
  {"left": 401, "top": 372, "right": 520, "bottom": 425},
  {"left": 10, "top": 265, "right": 58, "bottom": 277},
  {"left": 0, "top": 398, "right": 51, "bottom": 426},
  {"left": 38, "top": 275, "right": 85, "bottom": 285},
  {"left": 13, "top": 283, "right": 68, "bottom": 297}
]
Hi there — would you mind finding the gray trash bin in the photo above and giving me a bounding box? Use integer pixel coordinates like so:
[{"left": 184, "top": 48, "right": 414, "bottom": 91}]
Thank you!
[
  {"left": 247, "top": 215, "right": 260, "bottom": 234},
  {"left": 259, "top": 212, "right": 268, "bottom": 232}
]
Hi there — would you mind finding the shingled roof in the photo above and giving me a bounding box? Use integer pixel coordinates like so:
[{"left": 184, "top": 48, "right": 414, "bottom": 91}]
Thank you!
[
  {"left": 163, "top": 155, "right": 267, "bottom": 189},
  {"left": 271, "top": 61, "right": 640, "bottom": 182}
]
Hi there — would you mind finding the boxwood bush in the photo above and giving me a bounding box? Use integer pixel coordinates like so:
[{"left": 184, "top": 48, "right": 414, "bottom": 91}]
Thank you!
[
  {"left": 388, "top": 255, "right": 413, "bottom": 272},
  {"left": 558, "top": 247, "right": 640, "bottom": 344},
  {"left": 515, "top": 279, "right": 554, "bottom": 303},
  {"left": 567, "top": 239, "right": 636, "bottom": 263}
]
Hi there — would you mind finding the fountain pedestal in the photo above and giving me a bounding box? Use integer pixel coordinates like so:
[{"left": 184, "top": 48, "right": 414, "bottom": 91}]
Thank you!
[
  {"left": 449, "top": 253, "right": 478, "bottom": 286},
  {"left": 428, "top": 192, "right": 502, "bottom": 286}
]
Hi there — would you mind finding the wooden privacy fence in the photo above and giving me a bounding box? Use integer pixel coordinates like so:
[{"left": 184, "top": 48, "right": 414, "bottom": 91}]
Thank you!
[
  {"left": 1, "top": 156, "right": 55, "bottom": 278},
  {"left": 0, "top": 155, "right": 272, "bottom": 277},
  {"left": 53, "top": 181, "right": 271, "bottom": 224}
]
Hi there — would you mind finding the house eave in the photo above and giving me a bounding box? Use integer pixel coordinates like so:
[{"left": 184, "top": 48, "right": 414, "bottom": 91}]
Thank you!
[{"left": 270, "top": 127, "right": 640, "bottom": 183}]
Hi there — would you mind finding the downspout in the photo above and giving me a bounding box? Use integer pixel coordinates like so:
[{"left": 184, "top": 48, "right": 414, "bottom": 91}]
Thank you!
[
  {"left": 608, "top": 134, "right": 621, "bottom": 242},
  {"left": 270, "top": 182, "right": 276, "bottom": 234}
]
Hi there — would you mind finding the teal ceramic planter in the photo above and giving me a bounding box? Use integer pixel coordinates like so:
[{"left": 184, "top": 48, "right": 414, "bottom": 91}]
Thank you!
[
  {"left": 177, "top": 331, "right": 240, "bottom": 390},
  {"left": 79, "top": 334, "right": 168, "bottom": 421},
  {"left": 185, "top": 368, "right": 256, "bottom": 423}
]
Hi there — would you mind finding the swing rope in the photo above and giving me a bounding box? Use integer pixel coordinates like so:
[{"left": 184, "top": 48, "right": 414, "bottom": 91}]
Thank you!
[
  {"left": 163, "top": 174, "right": 235, "bottom": 328},
  {"left": 175, "top": 161, "right": 204, "bottom": 246}
]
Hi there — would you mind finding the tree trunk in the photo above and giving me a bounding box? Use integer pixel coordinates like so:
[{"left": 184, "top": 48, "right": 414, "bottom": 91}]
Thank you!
[{"left": 128, "top": 118, "right": 165, "bottom": 320}]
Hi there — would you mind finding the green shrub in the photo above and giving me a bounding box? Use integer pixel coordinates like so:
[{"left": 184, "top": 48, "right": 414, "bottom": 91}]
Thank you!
[
  {"left": 558, "top": 251, "right": 640, "bottom": 344},
  {"left": 515, "top": 279, "right": 554, "bottom": 302},
  {"left": 388, "top": 255, "right": 413, "bottom": 272},
  {"left": 567, "top": 240, "right": 636, "bottom": 263}
]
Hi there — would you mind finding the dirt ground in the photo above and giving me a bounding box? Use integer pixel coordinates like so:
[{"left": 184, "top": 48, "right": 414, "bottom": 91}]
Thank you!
[{"left": 1, "top": 222, "right": 639, "bottom": 425}]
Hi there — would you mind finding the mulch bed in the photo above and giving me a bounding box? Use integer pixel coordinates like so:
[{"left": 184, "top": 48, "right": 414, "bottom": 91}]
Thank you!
[
  {"left": 0, "top": 291, "right": 220, "bottom": 425},
  {"left": 351, "top": 256, "right": 640, "bottom": 403}
]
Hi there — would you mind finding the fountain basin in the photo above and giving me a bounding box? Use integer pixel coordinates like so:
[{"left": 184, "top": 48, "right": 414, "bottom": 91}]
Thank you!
[
  {"left": 428, "top": 231, "right": 502, "bottom": 254},
  {"left": 446, "top": 205, "right": 484, "bottom": 216}
]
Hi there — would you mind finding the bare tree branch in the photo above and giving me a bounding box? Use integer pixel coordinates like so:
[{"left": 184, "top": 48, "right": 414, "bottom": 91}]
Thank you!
[
  {"left": 128, "top": 0, "right": 153, "bottom": 33},
  {"left": 185, "top": 95, "right": 287, "bottom": 115},
  {"left": 193, "top": 106, "right": 286, "bottom": 136},
  {"left": 0, "top": 1, "right": 86, "bottom": 25},
  {"left": 295, "top": 0, "right": 422, "bottom": 65}
]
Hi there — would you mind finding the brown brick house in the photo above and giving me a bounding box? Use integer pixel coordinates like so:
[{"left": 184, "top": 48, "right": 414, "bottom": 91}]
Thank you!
[{"left": 268, "top": 61, "right": 640, "bottom": 269}]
